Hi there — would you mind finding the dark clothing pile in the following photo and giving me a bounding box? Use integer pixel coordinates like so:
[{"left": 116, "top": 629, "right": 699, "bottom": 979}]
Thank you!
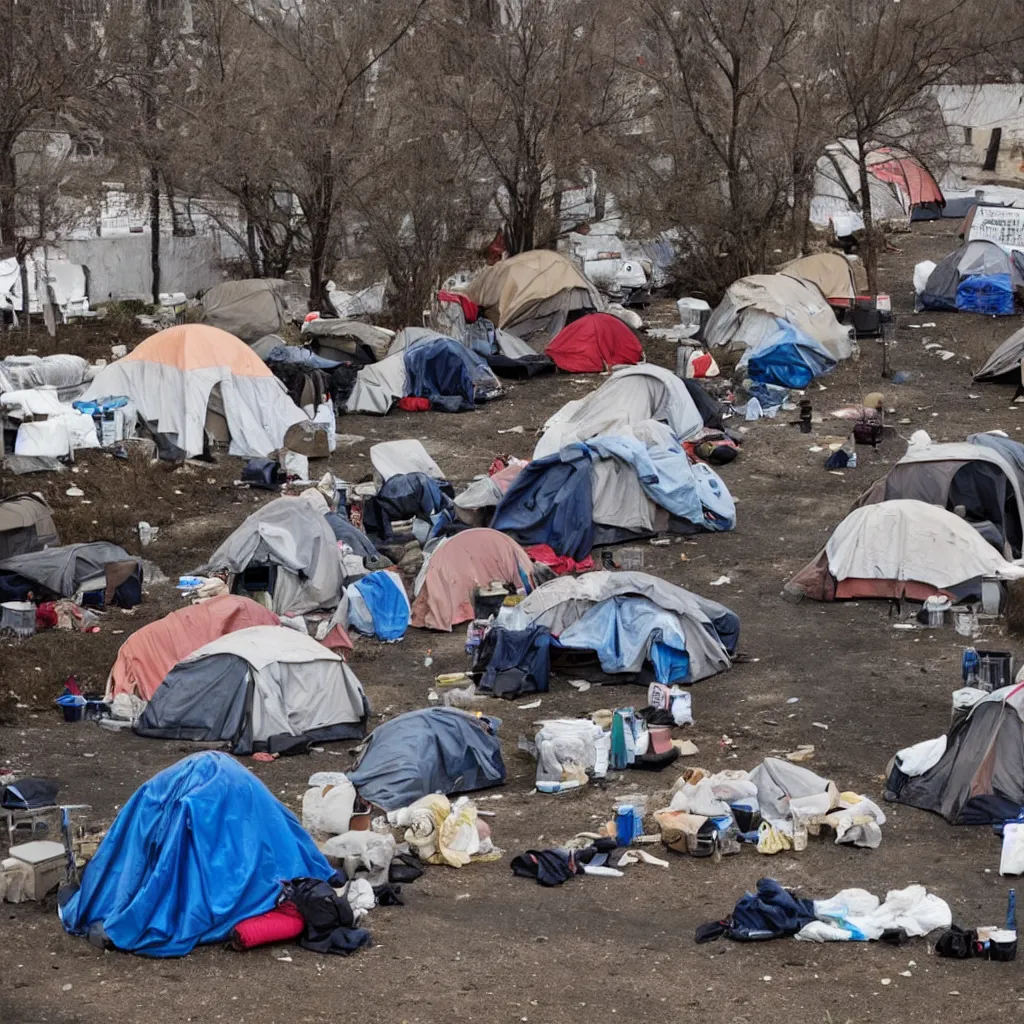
[
  {"left": 362, "top": 473, "right": 453, "bottom": 541},
  {"left": 510, "top": 838, "right": 618, "bottom": 887},
  {"left": 280, "top": 877, "right": 372, "bottom": 956},
  {"left": 475, "top": 624, "right": 553, "bottom": 699},
  {"left": 695, "top": 878, "right": 816, "bottom": 943}
]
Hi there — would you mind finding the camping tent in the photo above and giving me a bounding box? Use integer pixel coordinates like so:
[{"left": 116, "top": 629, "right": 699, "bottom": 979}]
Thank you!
[
  {"left": 780, "top": 253, "right": 865, "bottom": 304},
  {"left": 705, "top": 274, "right": 856, "bottom": 367},
  {"left": 106, "top": 595, "right": 283, "bottom": 702},
  {"left": 345, "top": 337, "right": 501, "bottom": 415},
  {"left": 544, "top": 312, "right": 644, "bottom": 373},
  {"left": 499, "top": 570, "right": 738, "bottom": 683},
  {"left": 919, "top": 239, "right": 1024, "bottom": 314},
  {"left": 411, "top": 528, "right": 535, "bottom": 631},
  {"left": 974, "top": 326, "right": 1024, "bottom": 385},
  {"left": 200, "top": 496, "right": 343, "bottom": 615},
  {"left": 491, "top": 426, "right": 735, "bottom": 558},
  {"left": 854, "top": 432, "right": 1024, "bottom": 556},
  {"left": 534, "top": 364, "right": 705, "bottom": 459},
  {"left": 0, "top": 494, "right": 58, "bottom": 561},
  {"left": 60, "top": 752, "right": 335, "bottom": 956},
  {"left": 0, "top": 541, "right": 135, "bottom": 600},
  {"left": 887, "top": 682, "right": 1024, "bottom": 824},
  {"left": 347, "top": 707, "right": 505, "bottom": 811},
  {"left": 458, "top": 250, "right": 603, "bottom": 343},
  {"left": 301, "top": 317, "right": 393, "bottom": 362},
  {"left": 134, "top": 626, "right": 369, "bottom": 754},
  {"left": 81, "top": 324, "right": 308, "bottom": 459},
  {"left": 201, "top": 280, "right": 287, "bottom": 342},
  {"left": 785, "top": 499, "right": 1024, "bottom": 602}
]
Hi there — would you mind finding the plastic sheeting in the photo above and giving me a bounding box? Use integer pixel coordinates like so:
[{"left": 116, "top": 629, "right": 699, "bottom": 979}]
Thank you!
[
  {"left": 740, "top": 319, "right": 838, "bottom": 388},
  {"left": 350, "top": 571, "right": 409, "bottom": 641},
  {"left": 403, "top": 337, "right": 501, "bottom": 412},
  {"left": 60, "top": 752, "right": 334, "bottom": 956},
  {"left": 347, "top": 707, "right": 506, "bottom": 810}
]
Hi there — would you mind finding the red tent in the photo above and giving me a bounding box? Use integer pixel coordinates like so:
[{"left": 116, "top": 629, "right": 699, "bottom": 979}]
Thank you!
[
  {"left": 868, "top": 151, "right": 944, "bottom": 209},
  {"left": 545, "top": 313, "right": 644, "bottom": 373}
]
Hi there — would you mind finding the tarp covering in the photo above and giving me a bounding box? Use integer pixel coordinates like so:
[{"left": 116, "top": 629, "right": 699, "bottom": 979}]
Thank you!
[
  {"left": 106, "top": 595, "right": 281, "bottom": 702},
  {"left": 889, "top": 682, "right": 1024, "bottom": 824},
  {"left": 545, "top": 313, "right": 644, "bottom": 372},
  {"left": 535, "top": 364, "right": 704, "bottom": 459},
  {"left": 82, "top": 325, "right": 308, "bottom": 458},
  {"left": 345, "top": 352, "right": 407, "bottom": 415},
  {"left": 922, "top": 240, "right": 1024, "bottom": 312},
  {"left": 705, "top": 274, "right": 854, "bottom": 363},
  {"left": 134, "top": 626, "right": 368, "bottom": 754},
  {"left": 739, "top": 319, "right": 838, "bottom": 388},
  {"left": 200, "top": 496, "right": 343, "bottom": 616},
  {"left": 500, "top": 570, "right": 738, "bottom": 681},
  {"left": 301, "top": 317, "right": 393, "bottom": 361},
  {"left": 350, "top": 571, "right": 409, "bottom": 641},
  {"left": 403, "top": 337, "right": 501, "bottom": 412},
  {"left": 60, "top": 751, "right": 334, "bottom": 956},
  {"left": 780, "top": 253, "right": 862, "bottom": 301},
  {"left": 411, "top": 528, "right": 534, "bottom": 631},
  {"left": 786, "top": 499, "right": 1024, "bottom": 601},
  {"left": 201, "top": 279, "right": 286, "bottom": 342},
  {"left": 458, "top": 250, "right": 602, "bottom": 342},
  {"left": 868, "top": 152, "right": 944, "bottom": 208},
  {"left": 490, "top": 445, "right": 594, "bottom": 561},
  {"left": 0, "top": 541, "right": 133, "bottom": 598},
  {"left": 0, "top": 493, "right": 58, "bottom": 561},
  {"left": 347, "top": 707, "right": 505, "bottom": 811}
]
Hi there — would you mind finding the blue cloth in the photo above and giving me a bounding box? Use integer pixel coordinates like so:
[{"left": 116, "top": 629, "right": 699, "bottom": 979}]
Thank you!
[
  {"left": 587, "top": 435, "right": 706, "bottom": 526},
  {"left": 957, "top": 274, "right": 1015, "bottom": 315},
  {"left": 347, "top": 707, "right": 506, "bottom": 811},
  {"left": 742, "top": 320, "right": 837, "bottom": 388},
  {"left": 352, "top": 571, "right": 409, "bottom": 640},
  {"left": 555, "top": 595, "right": 691, "bottom": 682},
  {"left": 264, "top": 346, "right": 343, "bottom": 369},
  {"left": 723, "top": 878, "right": 816, "bottom": 941},
  {"left": 60, "top": 752, "right": 333, "bottom": 957},
  {"left": 403, "top": 337, "right": 496, "bottom": 411},
  {"left": 476, "top": 625, "right": 552, "bottom": 698},
  {"left": 490, "top": 445, "right": 594, "bottom": 560},
  {"left": 691, "top": 463, "right": 736, "bottom": 531}
]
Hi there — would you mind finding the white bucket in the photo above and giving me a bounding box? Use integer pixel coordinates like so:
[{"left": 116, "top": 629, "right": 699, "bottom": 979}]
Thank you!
[{"left": 924, "top": 594, "right": 951, "bottom": 627}]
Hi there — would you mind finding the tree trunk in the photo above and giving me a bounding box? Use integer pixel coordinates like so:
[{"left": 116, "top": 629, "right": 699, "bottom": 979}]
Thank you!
[
  {"left": 245, "top": 214, "right": 261, "bottom": 277},
  {"left": 855, "top": 135, "right": 877, "bottom": 295},
  {"left": 149, "top": 164, "right": 161, "bottom": 305},
  {"left": 0, "top": 141, "right": 16, "bottom": 246}
]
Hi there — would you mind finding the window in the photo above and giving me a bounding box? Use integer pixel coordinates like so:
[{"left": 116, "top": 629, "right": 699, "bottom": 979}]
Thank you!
[
  {"left": 983, "top": 127, "right": 1003, "bottom": 172},
  {"left": 964, "top": 126, "right": 973, "bottom": 146}
]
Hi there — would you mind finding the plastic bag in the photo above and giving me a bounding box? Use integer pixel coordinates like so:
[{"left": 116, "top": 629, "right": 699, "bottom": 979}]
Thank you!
[
  {"left": 313, "top": 401, "right": 337, "bottom": 452},
  {"left": 1001, "top": 822, "right": 1024, "bottom": 876},
  {"left": 756, "top": 822, "right": 792, "bottom": 855},
  {"left": 302, "top": 773, "right": 356, "bottom": 838}
]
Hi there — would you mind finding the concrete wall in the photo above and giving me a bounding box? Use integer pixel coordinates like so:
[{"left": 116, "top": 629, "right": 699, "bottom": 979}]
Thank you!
[{"left": 62, "top": 233, "right": 241, "bottom": 301}]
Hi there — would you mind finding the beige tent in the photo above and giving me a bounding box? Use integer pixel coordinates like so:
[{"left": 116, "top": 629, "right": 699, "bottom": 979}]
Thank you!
[
  {"left": 301, "top": 317, "right": 393, "bottom": 361},
  {"left": 0, "top": 493, "right": 58, "bottom": 561},
  {"left": 780, "top": 253, "right": 866, "bottom": 302},
  {"left": 705, "top": 274, "right": 855, "bottom": 363},
  {"left": 201, "top": 280, "right": 287, "bottom": 342},
  {"left": 458, "top": 251, "right": 602, "bottom": 344}
]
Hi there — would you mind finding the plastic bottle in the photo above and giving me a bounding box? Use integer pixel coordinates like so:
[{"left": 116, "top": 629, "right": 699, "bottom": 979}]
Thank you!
[
  {"left": 1007, "top": 888, "right": 1017, "bottom": 932},
  {"left": 962, "top": 647, "right": 980, "bottom": 687}
]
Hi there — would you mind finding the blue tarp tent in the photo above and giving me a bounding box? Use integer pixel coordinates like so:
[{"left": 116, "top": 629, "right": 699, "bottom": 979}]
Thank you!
[
  {"left": 60, "top": 752, "right": 333, "bottom": 957},
  {"left": 403, "top": 337, "right": 501, "bottom": 411},
  {"left": 957, "top": 274, "right": 1015, "bottom": 315},
  {"left": 490, "top": 445, "right": 594, "bottom": 560},
  {"left": 347, "top": 707, "right": 506, "bottom": 810},
  {"left": 741, "top": 319, "right": 837, "bottom": 388}
]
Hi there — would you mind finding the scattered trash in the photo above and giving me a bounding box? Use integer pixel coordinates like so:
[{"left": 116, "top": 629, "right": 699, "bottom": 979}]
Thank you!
[
  {"left": 518, "top": 699, "right": 542, "bottom": 710},
  {"left": 786, "top": 745, "right": 815, "bottom": 763},
  {"left": 65, "top": 487, "right": 84, "bottom": 498},
  {"left": 497, "top": 425, "right": 524, "bottom": 434},
  {"left": 812, "top": 722, "right": 829, "bottom": 731},
  {"left": 710, "top": 575, "right": 731, "bottom": 586}
]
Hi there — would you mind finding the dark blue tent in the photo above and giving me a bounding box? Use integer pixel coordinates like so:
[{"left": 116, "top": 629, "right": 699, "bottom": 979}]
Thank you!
[
  {"left": 60, "top": 752, "right": 333, "bottom": 957},
  {"left": 490, "top": 445, "right": 594, "bottom": 560},
  {"left": 403, "top": 337, "right": 501, "bottom": 412},
  {"left": 347, "top": 707, "right": 505, "bottom": 810}
]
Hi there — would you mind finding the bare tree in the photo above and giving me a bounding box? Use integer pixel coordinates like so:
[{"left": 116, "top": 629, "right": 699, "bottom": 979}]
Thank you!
[
  {"left": 430, "top": 0, "right": 633, "bottom": 256},
  {"left": 820, "top": 0, "right": 996, "bottom": 292}
]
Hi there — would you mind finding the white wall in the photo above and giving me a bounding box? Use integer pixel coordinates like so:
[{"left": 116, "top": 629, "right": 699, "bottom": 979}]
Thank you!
[{"left": 61, "top": 234, "right": 240, "bottom": 301}]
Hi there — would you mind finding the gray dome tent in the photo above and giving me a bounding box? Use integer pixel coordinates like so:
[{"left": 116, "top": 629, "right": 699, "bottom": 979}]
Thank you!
[
  {"left": 974, "top": 326, "right": 1024, "bottom": 386},
  {"left": 886, "top": 682, "right": 1024, "bottom": 824},
  {"left": 919, "top": 239, "right": 1024, "bottom": 312},
  {"left": 134, "top": 626, "right": 369, "bottom": 755}
]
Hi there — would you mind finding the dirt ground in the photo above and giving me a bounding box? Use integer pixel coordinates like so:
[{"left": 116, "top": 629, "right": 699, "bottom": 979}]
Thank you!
[{"left": 3, "top": 220, "right": 1024, "bottom": 1024}]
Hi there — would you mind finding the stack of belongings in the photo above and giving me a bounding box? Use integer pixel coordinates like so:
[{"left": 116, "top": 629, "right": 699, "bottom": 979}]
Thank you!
[
  {"left": 300, "top": 315, "right": 393, "bottom": 363},
  {"left": 654, "top": 757, "right": 887, "bottom": 861},
  {"left": 432, "top": 293, "right": 555, "bottom": 380},
  {"left": 0, "top": 541, "right": 142, "bottom": 609},
  {"left": 260, "top": 343, "right": 367, "bottom": 415}
]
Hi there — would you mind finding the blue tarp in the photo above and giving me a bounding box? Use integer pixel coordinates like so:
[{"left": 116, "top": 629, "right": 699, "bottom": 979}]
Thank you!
[
  {"left": 403, "top": 337, "right": 496, "bottom": 412},
  {"left": 490, "top": 445, "right": 594, "bottom": 560},
  {"left": 957, "top": 274, "right": 1015, "bottom": 315},
  {"left": 347, "top": 707, "right": 506, "bottom": 810},
  {"left": 555, "top": 595, "right": 692, "bottom": 682},
  {"left": 60, "top": 752, "right": 333, "bottom": 957},
  {"left": 742, "top": 319, "right": 837, "bottom": 388},
  {"left": 352, "top": 571, "right": 409, "bottom": 640}
]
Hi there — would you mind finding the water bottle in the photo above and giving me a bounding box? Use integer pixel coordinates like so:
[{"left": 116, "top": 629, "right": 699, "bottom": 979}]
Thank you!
[
  {"left": 1007, "top": 888, "right": 1017, "bottom": 932},
  {"left": 962, "top": 647, "right": 980, "bottom": 687}
]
